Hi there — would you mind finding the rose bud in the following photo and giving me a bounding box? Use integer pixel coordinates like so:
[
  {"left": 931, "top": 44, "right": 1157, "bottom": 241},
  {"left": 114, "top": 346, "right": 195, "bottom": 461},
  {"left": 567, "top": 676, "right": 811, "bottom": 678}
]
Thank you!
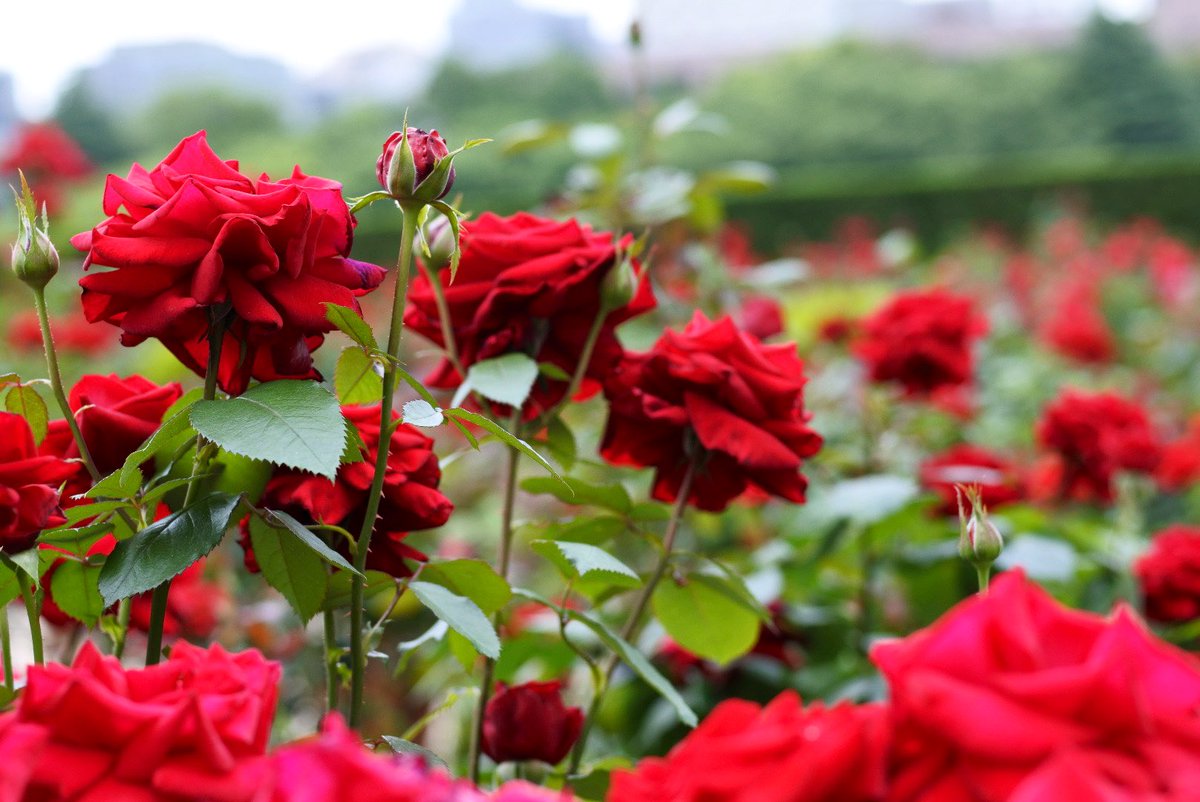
[
  {"left": 956, "top": 485, "right": 1004, "bottom": 589},
  {"left": 481, "top": 680, "right": 583, "bottom": 766},
  {"left": 421, "top": 212, "right": 456, "bottom": 271},
  {"left": 377, "top": 127, "right": 454, "bottom": 204},
  {"left": 10, "top": 172, "right": 59, "bottom": 290}
]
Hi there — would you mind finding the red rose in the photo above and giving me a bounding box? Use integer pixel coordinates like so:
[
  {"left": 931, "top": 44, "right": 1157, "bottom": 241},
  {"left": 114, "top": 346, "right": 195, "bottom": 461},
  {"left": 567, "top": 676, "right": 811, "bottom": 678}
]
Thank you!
[
  {"left": 601, "top": 312, "right": 822, "bottom": 512},
  {"left": 855, "top": 288, "right": 987, "bottom": 397},
  {"left": 0, "top": 640, "right": 279, "bottom": 801},
  {"left": 1157, "top": 415, "right": 1200, "bottom": 492},
  {"left": 1135, "top": 525, "right": 1200, "bottom": 624},
  {"left": 873, "top": 571, "right": 1200, "bottom": 801},
  {"left": 0, "top": 122, "right": 92, "bottom": 214},
  {"left": 1035, "top": 389, "right": 1162, "bottom": 503},
  {"left": 735, "top": 294, "right": 785, "bottom": 341},
  {"left": 404, "top": 212, "right": 656, "bottom": 418},
  {"left": 0, "top": 411, "right": 78, "bottom": 552},
  {"left": 609, "top": 692, "right": 889, "bottom": 802},
  {"left": 376, "top": 127, "right": 454, "bottom": 201},
  {"left": 1039, "top": 281, "right": 1115, "bottom": 364},
  {"left": 482, "top": 680, "right": 584, "bottom": 765},
  {"left": 242, "top": 403, "right": 452, "bottom": 577},
  {"left": 918, "top": 444, "right": 1024, "bottom": 516},
  {"left": 71, "top": 131, "right": 385, "bottom": 395},
  {"left": 7, "top": 308, "right": 112, "bottom": 356}
]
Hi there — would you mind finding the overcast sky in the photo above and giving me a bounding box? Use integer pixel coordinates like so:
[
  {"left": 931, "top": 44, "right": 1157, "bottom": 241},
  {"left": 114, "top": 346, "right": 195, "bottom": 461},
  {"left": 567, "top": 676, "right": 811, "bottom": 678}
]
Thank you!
[{"left": 3, "top": 0, "right": 1155, "bottom": 118}]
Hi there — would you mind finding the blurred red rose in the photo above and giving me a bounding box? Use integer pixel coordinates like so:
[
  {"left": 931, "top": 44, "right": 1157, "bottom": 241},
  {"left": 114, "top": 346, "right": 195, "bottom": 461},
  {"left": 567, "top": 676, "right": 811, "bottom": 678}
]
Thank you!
[
  {"left": 404, "top": 212, "right": 656, "bottom": 418},
  {"left": 7, "top": 308, "right": 113, "bottom": 356},
  {"left": 0, "top": 411, "right": 78, "bottom": 552},
  {"left": 482, "top": 680, "right": 583, "bottom": 765},
  {"left": 0, "top": 122, "right": 92, "bottom": 214},
  {"left": 735, "top": 294, "right": 785, "bottom": 341},
  {"left": 919, "top": 444, "right": 1024, "bottom": 516},
  {"left": 873, "top": 571, "right": 1200, "bottom": 802},
  {"left": 816, "top": 315, "right": 858, "bottom": 345},
  {"left": 1135, "top": 525, "right": 1200, "bottom": 624},
  {"left": 1034, "top": 389, "right": 1161, "bottom": 503},
  {"left": 609, "top": 692, "right": 889, "bottom": 802},
  {"left": 1157, "top": 415, "right": 1200, "bottom": 492},
  {"left": 0, "top": 640, "right": 279, "bottom": 801},
  {"left": 71, "top": 131, "right": 385, "bottom": 395},
  {"left": 601, "top": 312, "right": 822, "bottom": 513},
  {"left": 242, "top": 404, "right": 452, "bottom": 577},
  {"left": 855, "top": 287, "right": 987, "bottom": 397},
  {"left": 1039, "top": 281, "right": 1115, "bottom": 364}
]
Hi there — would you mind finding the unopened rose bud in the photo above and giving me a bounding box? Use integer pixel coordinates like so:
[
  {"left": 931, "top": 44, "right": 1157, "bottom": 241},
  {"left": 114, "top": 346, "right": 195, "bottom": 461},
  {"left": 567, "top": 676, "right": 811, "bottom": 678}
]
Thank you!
[
  {"left": 957, "top": 485, "right": 1004, "bottom": 569},
  {"left": 377, "top": 127, "right": 454, "bottom": 204},
  {"left": 481, "top": 680, "right": 583, "bottom": 765},
  {"left": 600, "top": 254, "right": 640, "bottom": 312},
  {"left": 422, "top": 213, "right": 456, "bottom": 271},
  {"left": 10, "top": 173, "right": 59, "bottom": 290}
]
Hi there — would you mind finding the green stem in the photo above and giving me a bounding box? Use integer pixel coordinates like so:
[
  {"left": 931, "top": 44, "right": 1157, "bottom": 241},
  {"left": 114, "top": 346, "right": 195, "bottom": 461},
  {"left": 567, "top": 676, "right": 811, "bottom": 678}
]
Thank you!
[
  {"left": 976, "top": 565, "right": 992, "bottom": 594},
  {"left": 417, "top": 260, "right": 464, "bottom": 380},
  {"left": 324, "top": 603, "right": 339, "bottom": 714},
  {"left": 571, "top": 457, "right": 697, "bottom": 770},
  {"left": 349, "top": 208, "right": 419, "bottom": 728},
  {"left": 468, "top": 425, "right": 522, "bottom": 783},
  {"left": 145, "top": 313, "right": 227, "bottom": 666},
  {"left": 0, "top": 608, "right": 13, "bottom": 692},
  {"left": 112, "top": 598, "right": 132, "bottom": 659},
  {"left": 17, "top": 574, "right": 43, "bottom": 666},
  {"left": 540, "top": 309, "right": 607, "bottom": 426}
]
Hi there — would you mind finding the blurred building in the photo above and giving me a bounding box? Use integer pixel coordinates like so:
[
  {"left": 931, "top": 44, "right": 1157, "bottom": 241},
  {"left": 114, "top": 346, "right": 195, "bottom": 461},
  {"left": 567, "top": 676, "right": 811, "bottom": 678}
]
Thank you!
[{"left": 447, "top": 0, "right": 596, "bottom": 70}]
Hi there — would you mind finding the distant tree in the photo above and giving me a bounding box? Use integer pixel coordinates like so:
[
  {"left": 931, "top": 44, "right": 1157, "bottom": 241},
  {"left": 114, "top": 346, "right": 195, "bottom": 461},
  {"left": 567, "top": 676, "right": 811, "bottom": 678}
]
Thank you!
[
  {"left": 52, "top": 75, "right": 133, "bottom": 166},
  {"left": 134, "top": 86, "right": 283, "bottom": 156}
]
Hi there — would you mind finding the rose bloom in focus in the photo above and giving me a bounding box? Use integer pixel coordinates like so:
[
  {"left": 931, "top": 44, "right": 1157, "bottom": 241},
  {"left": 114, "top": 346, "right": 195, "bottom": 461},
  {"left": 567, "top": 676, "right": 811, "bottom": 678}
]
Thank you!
[
  {"left": 1135, "top": 525, "right": 1200, "bottom": 624},
  {"left": 72, "top": 131, "right": 385, "bottom": 395},
  {"left": 601, "top": 312, "right": 822, "bottom": 512}
]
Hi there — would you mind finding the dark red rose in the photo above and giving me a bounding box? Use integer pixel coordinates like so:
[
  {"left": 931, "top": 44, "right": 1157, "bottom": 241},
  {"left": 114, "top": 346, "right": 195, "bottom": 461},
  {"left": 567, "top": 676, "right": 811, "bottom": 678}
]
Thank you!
[
  {"left": 919, "top": 444, "right": 1024, "bottom": 516},
  {"left": 609, "top": 692, "right": 889, "bottom": 802},
  {"left": 735, "top": 294, "right": 784, "bottom": 341},
  {"left": 482, "top": 680, "right": 583, "bottom": 765},
  {"left": 1040, "top": 281, "right": 1115, "bottom": 364},
  {"left": 1157, "top": 415, "right": 1200, "bottom": 492},
  {"left": 242, "top": 404, "right": 452, "bottom": 577},
  {"left": 71, "top": 131, "right": 385, "bottom": 395},
  {"left": 376, "top": 127, "right": 454, "bottom": 201},
  {"left": 817, "top": 315, "right": 858, "bottom": 345},
  {"left": 601, "top": 312, "right": 822, "bottom": 513},
  {"left": 0, "top": 411, "right": 78, "bottom": 552},
  {"left": 0, "top": 640, "right": 279, "bottom": 801},
  {"left": 1035, "top": 389, "right": 1161, "bottom": 503},
  {"left": 404, "top": 212, "right": 656, "bottom": 418},
  {"left": 873, "top": 571, "right": 1200, "bottom": 801},
  {"left": 855, "top": 288, "right": 987, "bottom": 397},
  {"left": 1135, "top": 525, "right": 1200, "bottom": 624}
]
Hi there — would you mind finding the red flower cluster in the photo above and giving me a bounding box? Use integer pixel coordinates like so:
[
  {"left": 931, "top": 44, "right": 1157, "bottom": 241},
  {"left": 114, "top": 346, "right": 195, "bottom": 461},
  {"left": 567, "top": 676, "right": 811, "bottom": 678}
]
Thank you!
[
  {"left": 855, "top": 288, "right": 987, "bottom": 397},
  {"left": 482, "top": 681, "right": 583, "bottom": 766},
  {"left": 601, "top": 312, "right": 822, "bottom": 513},
  {"left": 0, "top": 122, "right": 92, "bottom": 213},
  {"left": 72, "top": 132, "right": 385, "bottom": 395},
  {"left": 243, "top": 404, "right": 452, "bottom": 577},
  {"left": 615, "top": 572, "right": 1200, "bottom": 802},
  {"left": 404, "top": 212, "right": 655, "bottom": 417},
  {"left": 1157, "top": 415, "right": 1200, "bottom": 492},
  {"left": 1039, "top": 280, "right": 1115, "bottom": 364},
  {"left": 1135, "top": 525, "right": 1200, "bottom": 624},
  {"left": 1035, "top": 389, "right": 1162, "bottom": 503},
  {"left": 0, "top": 411, "right": 77, "bottom": 553},
  {"left": 918, "top": 444, "right": 1024, "bottom": 516}
]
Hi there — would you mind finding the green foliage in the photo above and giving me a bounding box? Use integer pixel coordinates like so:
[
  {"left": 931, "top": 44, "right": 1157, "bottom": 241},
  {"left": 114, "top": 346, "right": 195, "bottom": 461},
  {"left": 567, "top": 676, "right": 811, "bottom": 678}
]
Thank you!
[
  {"left": 531, "top": 540, "right": 641, "bottom": 589},
  {"left": 247, "top": 514, "right": 328, "bottom": 623},
  {"left": 421, "top": 559, "right": 512, "bottom": 615},
  {"left": 652, "top": 574, "right": 761, "bottom": 666},
  {"left": 134, "top": 85, "right": 284, "bottom": 156},
  {"left": 409, "top": 581, "right": 500, "bottom": 660},
  {"left": 4, "top": 385, "right": 47, "bottom": 445},
  {"left": 461, "top": 353, "right": 540, "bottom": 408},
  {"left": 334, "top": 347, "right": 384, "bottom": 406}
]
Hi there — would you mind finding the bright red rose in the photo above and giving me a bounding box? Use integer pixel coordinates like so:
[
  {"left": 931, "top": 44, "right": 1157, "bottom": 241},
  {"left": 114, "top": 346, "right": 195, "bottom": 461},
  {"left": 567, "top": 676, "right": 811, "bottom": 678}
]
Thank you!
[
  {"left": 1034, "top": 389, "right": 1162, "bottom": 503},
  {"left": 376, "top": 127, "right": 454, "bottom": 201},
  {"left": 1040, "top": 282, "right": 1115, "bottom": 364},
  {"left": 0, "top": 640, "right": 279, "bottom": 801},
  {"left": 1135, "top": 525, "right": 1200, "bottom": 624},
  {"left": 1157, "top": 415, "right": 1200, "bottom": 492},
  {"left": 242, "top": 404, "right": 452, "bottom": 577},
  {"left": 0, "top": 411, "right": 78, "bottom": 552},
  {"left": 482, "top": 680, "right": 584, "bottom": 765},
  {"left": 404, "top": 211, "right": 656, "bottom": 418},
  {"left": 601, "top": 312, "right": 822, "bottom": 512},
  {"left": 608, "top": 692, "right": 889, "bottom": 802},
  {"left": 71, "top": 131, "right": 385, "bottom": 395},
  {"left": 873, "top": 571, "right": 1200, "bottom": 802},
  {"left": 919, "top": 444, "right": 1024, "bottom": 516},
  {"left": 855, "top": 288, "right": 987, "bottom": 397}
]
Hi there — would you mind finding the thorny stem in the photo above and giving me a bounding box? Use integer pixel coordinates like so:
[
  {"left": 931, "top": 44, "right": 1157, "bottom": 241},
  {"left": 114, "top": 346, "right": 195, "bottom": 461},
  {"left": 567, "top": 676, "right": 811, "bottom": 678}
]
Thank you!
[{"left": 18, "top": 574, "right": 43, "bottom": 666}]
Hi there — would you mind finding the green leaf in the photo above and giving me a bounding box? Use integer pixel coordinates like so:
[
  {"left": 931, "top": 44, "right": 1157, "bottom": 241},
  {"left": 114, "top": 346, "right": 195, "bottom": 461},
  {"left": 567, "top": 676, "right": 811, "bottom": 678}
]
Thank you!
[
  {"left": 334, "top": 347, "right": 384, "bottom": 405},
  {"left": 463, "top": 353, "right": 540, "bottom": 408},
  {"left": 324, "top": 303, "right": 379, "bottom": 350},
  {"left": 342, "top": 422, "right": 367, "bottom": 465},
  {"left": 537, "top": 362, "right": 572, "bottom": 382},
  {"left": 59, "top": 500, "right": 134, "bottom": 526},
  {"left": 118, "top": 405, "right": 196, "bottom": 491},
  {"left": 257, "top": 509, "right": 361, "bottom": 575},
  {"left": 0, "top": 372, "right": 20, "bottom": 386},
  {"left": 210, "top": 450, "right": 272, "bottom": 506},
  {"left": 323, "top": 570, "right": 394, "bottom": 611},
  {"left": 512, "top": 587, "right": 696, "bottom": 727},
  {"left": 521, "top": 476, "right": 629, "bottom": 513},
  {"left": 532, "top": 516, "right": 627, "bottom": 546},
  {"left": 0, "top": 562, "right": 19, "bottom": 608},
  {"left": 543, "top": 416, "right": 576, "bottom": 470},
  {"left": 5, "top": 384, "right": 47, "bottom": 445},
  {"left": 420, "top": 559, "right": 511, "bottom": 615},
  {"left": 2, "top": 549, "right": 41, "bottom": 583},
  {"left": 98, "top": 493, "right": 240, "bottom": 605},
  {"left": 190, "top": 380, "right": 345, "bottom": 480},
  {"left": 49, "top": 560, "right": 105, "bottom": 626},
  {"left": 381, "top": 736, "right": 449, "bottom": 771},
  {"left": 531, "top": 540, "right": 641, "bottom": 588},
  {"left": 429, "top": 201, "right": 463, "bottom": 282},
  {"left": 402, "top": 399, "right": 444, "bottom": 428},
  {"left": 85, "top": 468, "right": 141, "bottom": 501},
  {"left": 247, "top": 515, "right": 327, "bottom": 622},
  {"left": 347, "top": 191, "right": 394, "bottom": 215},
  {"left": 652, "top": 574, "right": 760, "bottom": 665},
  {"left": 39, "top": 521, "right": 114, "bottom": 557},
  {"left": 409, "top": 581, "right": 500, "bottom": 659},
  {"left": 444, "top": 409, "right": 564, "bottom": 485}
]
